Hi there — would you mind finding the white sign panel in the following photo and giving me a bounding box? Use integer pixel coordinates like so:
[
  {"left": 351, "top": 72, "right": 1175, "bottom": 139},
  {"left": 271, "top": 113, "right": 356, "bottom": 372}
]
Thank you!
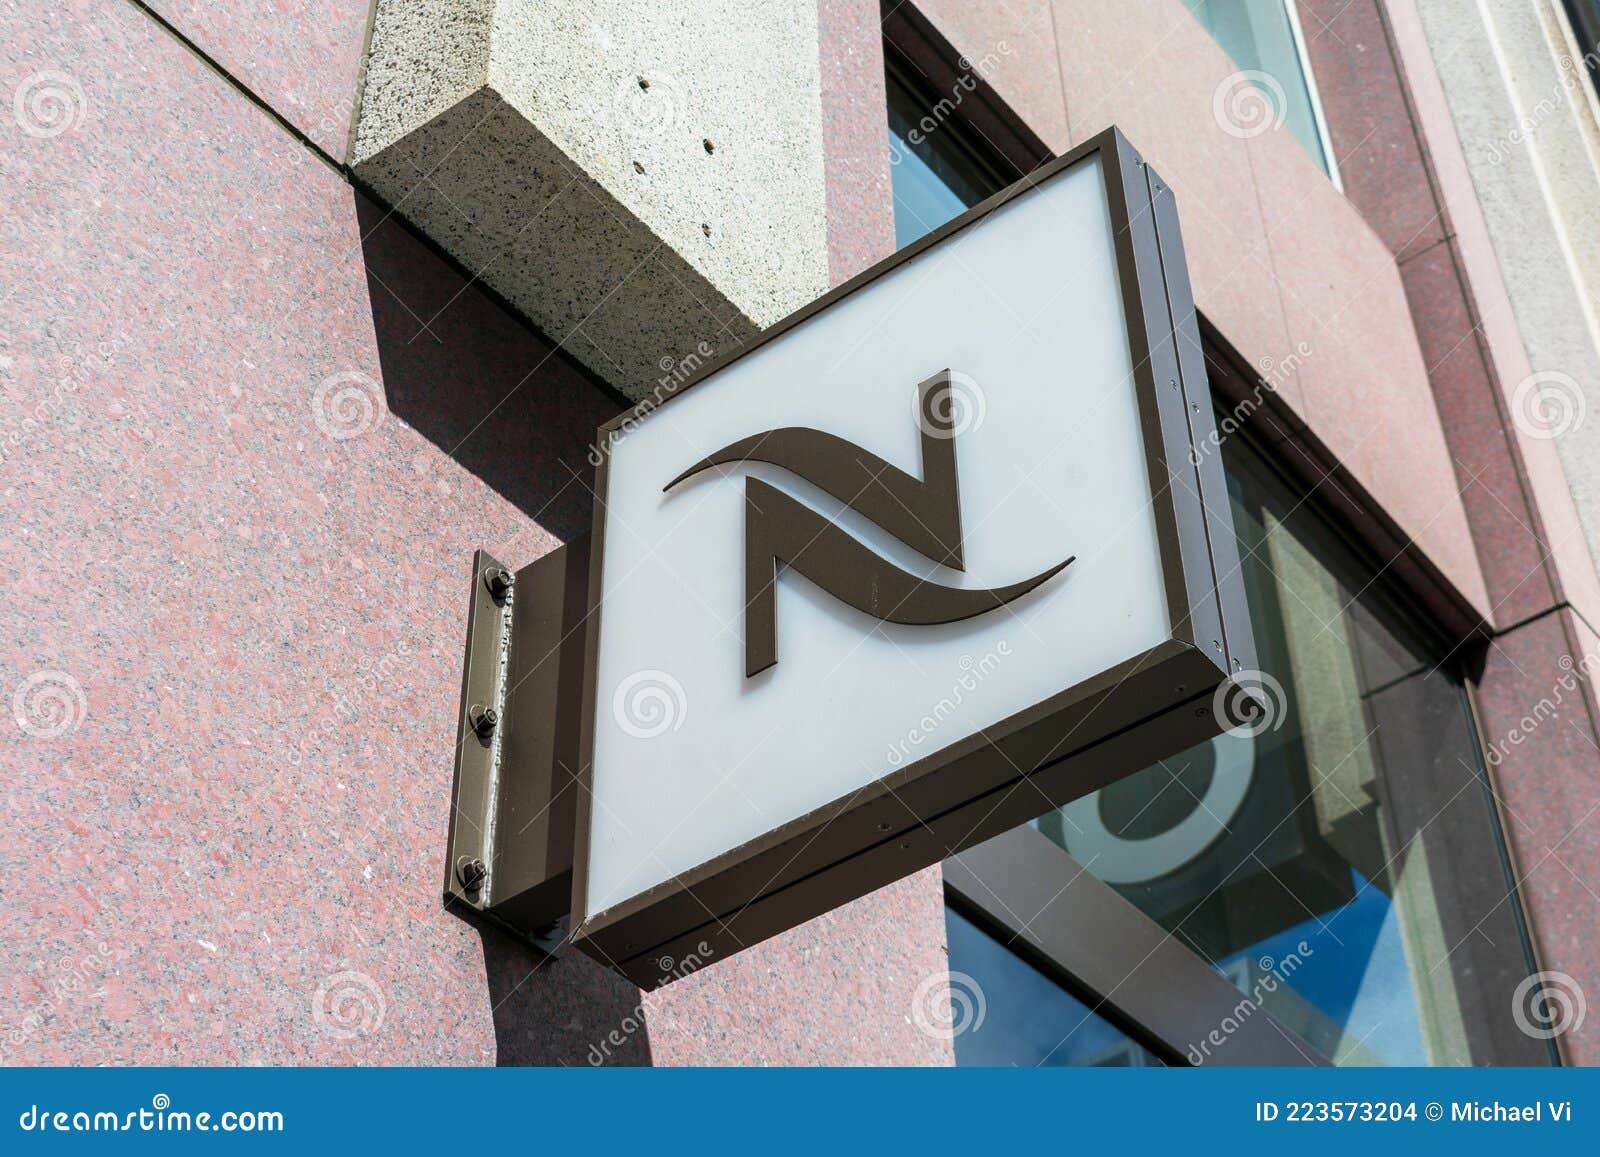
[{"left": 570, "top": 129, "right": 1253, "bottom": 986}]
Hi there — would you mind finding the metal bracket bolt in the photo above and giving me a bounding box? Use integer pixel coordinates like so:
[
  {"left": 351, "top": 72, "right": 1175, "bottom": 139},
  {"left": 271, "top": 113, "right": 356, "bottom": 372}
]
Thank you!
[
  {"left": 468, "top": 702, "right": 499, "bottom": 738},
  {"left": 483, "top": 566, "right": 514, "bottom": 598},
  {"left": 456, "top": 856, "right": 488, "bottom": 893}
]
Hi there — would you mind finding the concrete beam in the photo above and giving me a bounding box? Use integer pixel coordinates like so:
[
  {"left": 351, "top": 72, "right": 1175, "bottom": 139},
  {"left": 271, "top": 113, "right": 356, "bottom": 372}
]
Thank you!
[{"left": 352, "top": 0, "right": 831, "bottom": 400}]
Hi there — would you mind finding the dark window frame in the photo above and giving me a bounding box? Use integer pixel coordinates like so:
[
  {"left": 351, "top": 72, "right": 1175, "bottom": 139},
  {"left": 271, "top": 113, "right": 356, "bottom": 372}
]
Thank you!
[
  {"left": 883, "top": 1, "right": 1545, "bottom": 1068},
  {"left": 1561, "top": 0, "right": 1600, "bottom": 102},
  {"left": 879, "top": 0, "right": 1049, "bottom": 184}
]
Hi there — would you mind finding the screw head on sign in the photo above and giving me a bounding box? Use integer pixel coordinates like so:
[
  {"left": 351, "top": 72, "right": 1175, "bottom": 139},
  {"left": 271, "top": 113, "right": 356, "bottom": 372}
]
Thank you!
[
  {"left": 483, "top": 566, "right": 513, "bottom": 598},
  {"left": 469, "top": 702, "right": 499, "bottom": 738},
  {"left": 457, "top": 857, "right": 487, "bottom": 893}
]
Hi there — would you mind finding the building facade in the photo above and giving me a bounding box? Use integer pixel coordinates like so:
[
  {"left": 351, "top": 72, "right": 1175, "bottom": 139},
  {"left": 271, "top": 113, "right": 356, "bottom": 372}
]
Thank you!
[{"left": 4, "top": 0, "right": 1599, "bottom": 1066}]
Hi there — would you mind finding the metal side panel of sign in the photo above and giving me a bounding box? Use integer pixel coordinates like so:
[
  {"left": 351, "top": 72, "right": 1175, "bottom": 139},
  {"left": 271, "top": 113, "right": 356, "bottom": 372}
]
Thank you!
[{"left": 568, "top": 127, "right": 1258, "bottom": 988}]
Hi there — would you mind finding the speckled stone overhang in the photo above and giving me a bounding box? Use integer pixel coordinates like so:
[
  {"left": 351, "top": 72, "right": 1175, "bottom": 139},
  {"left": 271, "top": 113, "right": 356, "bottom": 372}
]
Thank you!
[{"left": 351, "top": 0, "right": 832, "bottom": 401}]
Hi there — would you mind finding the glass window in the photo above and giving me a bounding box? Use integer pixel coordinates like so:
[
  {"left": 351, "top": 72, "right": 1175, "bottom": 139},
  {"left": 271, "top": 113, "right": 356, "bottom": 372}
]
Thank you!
[
  {"left": 1036, "top": 439, "right": 1551, "bottom": 1066},
  {"left": 1185, "top": 0, "right": 1338, "bottom": 180},
  {"left": 885, "top": 49, "right": 1542, "bottom": 1067},
  {"left": 943, "top": 905, "right": 1164, "bottom": 1066},
  {"left": 886, "top": 66, "right": 1007, "bottom": 248}
]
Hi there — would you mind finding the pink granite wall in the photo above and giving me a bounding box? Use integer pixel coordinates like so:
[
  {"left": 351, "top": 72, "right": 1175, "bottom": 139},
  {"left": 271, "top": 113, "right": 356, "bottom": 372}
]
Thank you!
[{"left": 0, "top": 0, "right": 952, "bottom": 1065}]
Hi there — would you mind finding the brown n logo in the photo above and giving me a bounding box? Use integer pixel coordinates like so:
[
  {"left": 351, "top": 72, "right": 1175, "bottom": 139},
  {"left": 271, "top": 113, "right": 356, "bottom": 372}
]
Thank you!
[{"left": 665, "top": 370, "right": 1074, "bottom": 676}]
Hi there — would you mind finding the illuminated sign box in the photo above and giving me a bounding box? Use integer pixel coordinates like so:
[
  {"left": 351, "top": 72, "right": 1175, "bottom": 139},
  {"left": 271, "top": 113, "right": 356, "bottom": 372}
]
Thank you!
[{"left": 560, "top": 128, "right": 1257, "bottom": 986}]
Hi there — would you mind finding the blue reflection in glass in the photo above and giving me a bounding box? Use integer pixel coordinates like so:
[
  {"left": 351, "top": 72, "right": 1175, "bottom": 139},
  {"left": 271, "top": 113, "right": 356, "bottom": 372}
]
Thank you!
[
  {"left": 1214, "top": 871, "right": 1427, "bottom": 1067},
  {"left": 944, "top": 906, "right": 1161, "bottom": 1067},
  {"left": 1184, "top": 0, "right": 1331, "bottom": 174},
  {"left": 888, "top": 132, "right": 972, "bottom": 249},
  {"left": 885, "top": 70, "right": 1005, "bottom": 248}
]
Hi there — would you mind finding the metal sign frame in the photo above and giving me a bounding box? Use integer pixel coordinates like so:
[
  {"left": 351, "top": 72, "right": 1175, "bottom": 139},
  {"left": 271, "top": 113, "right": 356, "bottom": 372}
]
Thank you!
[{"left": 558, "top": 126, "right": 1257, "bottom": 988}]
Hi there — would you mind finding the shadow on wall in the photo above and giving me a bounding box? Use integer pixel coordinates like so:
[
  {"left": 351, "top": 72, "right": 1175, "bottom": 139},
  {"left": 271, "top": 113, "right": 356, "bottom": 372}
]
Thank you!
[
  {"left": 481, "top": 929, "right": 655, "bottom": 1066},
  {"left": 353, "top": 193, "right": 623, "bottom": 544},
  {"left": 352, "top": 189, "right": 653, "bottom": 1062}
]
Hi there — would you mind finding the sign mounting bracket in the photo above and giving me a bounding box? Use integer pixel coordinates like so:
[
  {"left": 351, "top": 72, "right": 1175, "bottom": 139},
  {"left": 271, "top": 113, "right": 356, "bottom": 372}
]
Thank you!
[{"left": 443, "top": 546, "right": 589, "bottom": 955}]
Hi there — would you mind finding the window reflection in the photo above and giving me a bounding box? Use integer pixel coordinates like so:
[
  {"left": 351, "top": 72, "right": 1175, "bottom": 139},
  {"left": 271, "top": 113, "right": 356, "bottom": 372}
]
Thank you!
[
  {"left": 1185, "top": 0, "right": 1336, "bottom": 177},
  {"left": 886, "top": 66, "right": 1007, "bottom": 248},
  {"left": 944, "top": 906, "right": 1163, "bottom": 1067},
  {"left": 885, "top": 46, "right": 1544, "bottom": 1067},
  {"left": 1037, "top": 444, "right": 1551, "bottom": 1065}
]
